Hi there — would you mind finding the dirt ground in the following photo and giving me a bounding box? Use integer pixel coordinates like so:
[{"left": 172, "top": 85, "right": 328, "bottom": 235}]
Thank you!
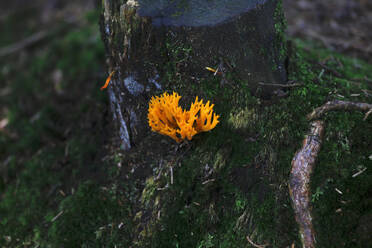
[
  {"left": 1, "top": 0, "right": 371, "bottom": 62},
  {"left": 284, "top": 0, "right": 372, "bottom": 63}
]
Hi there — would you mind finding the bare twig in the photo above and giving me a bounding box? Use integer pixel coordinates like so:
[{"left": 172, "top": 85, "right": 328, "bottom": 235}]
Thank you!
[
  {"left": 155, "top": 159, "right": 164, "bottom": 181},
  {"left": 201, "top": 178, "right": 215, "bottom": 185},
  {"left": 335, "top": 188, "right": 343, "bottom": 195},
  {"left": 361, "top": 89, "right": 372, "bottom": 97},
  {"left": 318, "top": 62, "right": 343, "bottom": 78},
  {"left": 51, "top": 211, "right": 64, "bottom": 222},
  {"left": 258, "top": 81, "right": 303, "bottom": 88},
  {"left": 307, "top": 100, "right": 372, "bottom": 121},
  {"left": 0, "top": 118, "right": 9, "bottom": 130},
  {"left": 364, "top": 76, "right": 372, "bottom": 84},
  {"left": 246, "top": 236, "right": 268, "bottom": 248},
  {"left": 289, "top": 120, "right": 325, "bottom": 248},
  {"left": 364, "top": 109, "right": 372, "bottom": 121},
  {"left": 0, "top": 30, "right": 48, "bottom": 57},
  {"left": 170, "top": 166, "right": 173, "bottom": 185},
  {"left": 350, "top": 76, "right": 372, "bottom": 84},
  {"left": 352, "top": 167, "right": 367, "bottom": 178}
]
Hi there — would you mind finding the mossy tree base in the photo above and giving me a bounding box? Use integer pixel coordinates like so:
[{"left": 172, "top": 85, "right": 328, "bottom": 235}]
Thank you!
[
  {"left": 100, "top": 0, "right": 287, "bottom": 149},
  {"left": 98, "top": 1, "right": 372, "bottom": 248}
]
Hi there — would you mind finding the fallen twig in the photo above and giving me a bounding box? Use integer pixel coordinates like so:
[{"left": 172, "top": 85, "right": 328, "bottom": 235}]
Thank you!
[
  {"left": 307, "top": 100, "right": 372, "bottom": 121},
  {"left": 364, "top": 109, "right": 372, "bottom": 121},
  {"left": 201, "top": 178, "right": 215, "bottom": 185},
  {"left": 0, "top": 30, "right": 48, "bottom": 57},
  {"left": 51, "top": 211, "right": 64, "bottom": 222},
  {"left": 246, "top": 235, "right": 268, "bottom": 248},
  {"left": 335, "top": 188, "right": 343, "bottom": 195},
  {"left": 318, "top": 62, "right": 343, "bottom": 78},
  {"left": 170, "top": 166, "right": 173, "bottom": 185},
  {"left": 155, "top": 159, "right": 164, "bottom": 181},
  {"left": 258, "top": 81, "right": 303, "bottom": 88},
  {"left": 0, "top": 118, "right": 9, "bottom": 130},
  {"left": 361, "top": 89, "right": 372, "bottom": 97},
  {"left": 289, "top": 120, "right": 325, "bottom": 248},
  {"left": 350, "top": 76, "right": 372, "bottom": 84},
  {"left": 352, "top": 167, "right": 367, "bottom": 178}
]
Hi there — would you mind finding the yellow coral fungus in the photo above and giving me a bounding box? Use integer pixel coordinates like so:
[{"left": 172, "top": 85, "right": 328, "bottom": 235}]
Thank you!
[{"left": 148, "top": 92, "right": 220, "bottom": 142}]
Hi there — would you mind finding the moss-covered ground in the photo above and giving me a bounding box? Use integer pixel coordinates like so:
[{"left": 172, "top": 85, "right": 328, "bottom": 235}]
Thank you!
[
  {"left": 0, "top": 9, "right": 135, "bottom": 247},
  {"left": 1, "top": 6, "right": 371, "bottom": 248}
]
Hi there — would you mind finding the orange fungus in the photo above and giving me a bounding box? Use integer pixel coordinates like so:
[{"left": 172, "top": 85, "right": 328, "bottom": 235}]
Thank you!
[{"left": 148, "top": 92, "right": 220, "bottom": 142}]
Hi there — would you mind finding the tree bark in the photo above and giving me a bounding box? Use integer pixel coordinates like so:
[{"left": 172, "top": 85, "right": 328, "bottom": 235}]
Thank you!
[{"left": 100, "top": 0, "right": 287, "bottom": 149}]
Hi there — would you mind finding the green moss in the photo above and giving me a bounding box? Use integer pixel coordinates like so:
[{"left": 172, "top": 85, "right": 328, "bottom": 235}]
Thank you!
[
  {"left": 48, "top": 181, "right": 133, "bottom": 247},
  {"left": 141, "top": 176, "right": 158, "bottom": 206},
  {"left": 0, "top": 9, "right": 110, "bottom": 247},
  {"left": 2, "top": 2, "right": 372, "bottom": 247},
  {"left": 287, "top": 39, "right": 372, "bottom": 247},
  {"left": 0, "top": 147, "right": 64, "bottom": 246},
  {"left": 273, "top": 0, "right": 287, "bottom": 65},
  {"left": 228, "top": 107, "right": 257, "bottom": 130},
  {"left": 135, "top": 37, "right": 371, "bottom": 248}
]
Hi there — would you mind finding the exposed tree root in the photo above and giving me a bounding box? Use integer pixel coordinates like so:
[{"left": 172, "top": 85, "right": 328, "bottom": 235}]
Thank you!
[
  {"left": 289, "top": 120, "right": 324, "bottom": 248},
  {"left": 290, "top": 100, "right": 371, "bottom": 248},
  {"left": 0, "top": 30, "right": 48, "bottom": 57},
  {"left": 307, "top": 100, "right": 372, "bottom": 121}
]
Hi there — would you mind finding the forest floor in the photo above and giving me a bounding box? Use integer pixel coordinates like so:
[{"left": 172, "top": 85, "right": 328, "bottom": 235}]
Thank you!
[
  {"left": 284, "top": 0, "right": 372, "bottom": 63},
  {"left": 0, "top": 0, "right": 371, "bottom": 247}
]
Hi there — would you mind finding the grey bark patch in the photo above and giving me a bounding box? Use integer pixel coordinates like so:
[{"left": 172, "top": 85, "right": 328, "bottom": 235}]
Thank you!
[
  {"left": 124, "top": 75, "right": 144, "bottom": 96},
  {"left": 149, "top": 74, "right": 162, "bottom": 90},
  {"left": 129, "top": 109, "right": 139, "bottom": 135},
  {"left": 104, "top": 24, "right": 110, "bottom": 35},
  {"left": 137, "top": 0, "right": 268, "bottom": 27},
  {"left": 108, "top": 87, "right": 118, "bottom": 120},
  {"left": 108, "top": 87, "right": 131, "bottom": 150}
]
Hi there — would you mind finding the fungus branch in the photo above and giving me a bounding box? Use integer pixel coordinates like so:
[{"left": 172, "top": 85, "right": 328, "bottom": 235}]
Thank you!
[{"left": 148, "top": 92, "right": 219, "bottom": 142}]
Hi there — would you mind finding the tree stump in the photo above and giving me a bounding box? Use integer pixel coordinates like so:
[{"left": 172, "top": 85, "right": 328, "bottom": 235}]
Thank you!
[{"left": 100, "top": 0, "right": 287, "bottom": 149}]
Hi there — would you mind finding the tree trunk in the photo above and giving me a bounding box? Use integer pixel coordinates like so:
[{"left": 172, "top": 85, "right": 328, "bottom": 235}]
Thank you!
[{"left": 100, "top": 0, "right": 287, "bottom": 150}]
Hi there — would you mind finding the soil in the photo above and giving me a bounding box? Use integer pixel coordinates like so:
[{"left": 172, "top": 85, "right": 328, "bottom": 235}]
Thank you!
[
  {"left": 1, "top": 0, "right": 371, "bottom": 61},
  {"left": 283, "top": 0, "right": 372, "bottom": 63}
]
